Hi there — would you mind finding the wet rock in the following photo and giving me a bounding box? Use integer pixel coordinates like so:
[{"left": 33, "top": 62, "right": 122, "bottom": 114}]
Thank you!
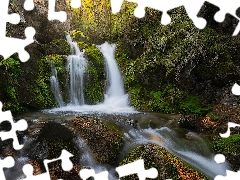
[
  {"left": 1, "top": 0, "right": 72, "bottom": 112},
  {"left": 25, "top": 121, "right": 80, "bottom": 175},
  {"left": 178, "top": 114, "right": 202, "bottom": 132},
  {"left": 70, "top": 116, "right": 124, "bottom": 165},
  {"left": 120, "top": 144, "right": 208, "bottom": 180}
]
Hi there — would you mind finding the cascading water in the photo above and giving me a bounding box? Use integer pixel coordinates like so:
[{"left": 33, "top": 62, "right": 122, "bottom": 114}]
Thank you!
[
  {"left": 122, "top": 127, "right": 229, "bottom": 179},
  {"left": 66, "top": 35, "right": 87, "bottom": 105},
  {"left": 50, "top": 63, "right": 64, "bottom": 107},
  {"left": 48, "top": 40, "right": 136, "bottom": 114},
  {"left": 97, "top": 42, "right": 129, "bottom": 108}
]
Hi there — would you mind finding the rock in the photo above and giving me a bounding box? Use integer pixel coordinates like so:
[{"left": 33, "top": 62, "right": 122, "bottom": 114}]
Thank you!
[
  {"left": 9, "top": 0, "right": 72, "bottom": 44},
  {"left": 0, "top": 0, "right": 72, "bottom": 112},
  {"left": 25, "top": 121, "right": 80, "bottom": 175},
  {"left": 120, "top": 144, "right": 208, "bottom": 180},
  {"left": 178, "top": 114, "right": 202, "bottom": 132},
  {"left": 70, "top": 116, "right": 124, "bottom": 165}
]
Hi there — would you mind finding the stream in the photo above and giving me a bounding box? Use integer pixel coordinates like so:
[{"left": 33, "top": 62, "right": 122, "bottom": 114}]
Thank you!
[
  {"left": 3, "top": 37, "right": 230, "bottom": 179},
  {"left": 6, "top": 110, "right": 229, "bottom": 180}
]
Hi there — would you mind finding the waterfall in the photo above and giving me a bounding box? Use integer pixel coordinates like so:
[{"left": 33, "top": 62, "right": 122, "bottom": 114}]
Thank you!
[
  {"left": 50, "top": 63, "right": 64, "bottom": 107},
  {"left": 97, "top": 42, "right": 130, "bottom": 108},
  {"left": 48, "top": 40, "right": 136, "bottom": 114},
  {"left": 66, "top": 35, "right": 87, "bottom": 105}
]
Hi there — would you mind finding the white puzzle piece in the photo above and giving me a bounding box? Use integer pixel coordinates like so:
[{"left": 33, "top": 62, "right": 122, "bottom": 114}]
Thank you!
[
  {"left": 111, "top": 0, "right": 240, "bottom": 34},
  {"left": 0, "top": 0, "right": 35, "bottom": 62},
  {"left": 21, "top": 149, "right": 74, "bottom": 180},
  {"left": 116, "top": 159, "right": 158, "bottom": 180},
  {"left": 0, "top": 102, "right": 28, "bottom": 150}
]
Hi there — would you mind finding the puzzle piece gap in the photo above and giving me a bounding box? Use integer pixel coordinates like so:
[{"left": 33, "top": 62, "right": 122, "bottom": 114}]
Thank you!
[
  {"left": 71, "top": 0, "right": 81, "bottom": 9},
  {"left": 24, "top": 0, "right": 35, "bottom": 11}
]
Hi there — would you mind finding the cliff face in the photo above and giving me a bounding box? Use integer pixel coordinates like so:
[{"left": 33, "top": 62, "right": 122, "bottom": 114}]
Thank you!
[{"left": 0, "top": 0, "right": 72, "bottom": 112}]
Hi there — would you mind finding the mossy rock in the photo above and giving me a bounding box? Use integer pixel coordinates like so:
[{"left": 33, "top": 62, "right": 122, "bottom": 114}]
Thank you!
[
  {"left": 120, "top": 144, "right": 209, "bottom": 180},
  {"left": 43, "top": 39, "right": 70, "bottom": 55},
  {"left": 213, "top": 134, "right": 240, "bottom": 171},
  {"left": 70, "top": 116, "right": 124, "bottom": 165}
]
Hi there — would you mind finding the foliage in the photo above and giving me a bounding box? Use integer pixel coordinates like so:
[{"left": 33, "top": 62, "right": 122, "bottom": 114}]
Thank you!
[
  {"left": 32, "top": 56, "right": 56, "bottom": 108},
  {"left": 179, "top": 96, "right": 210, "bottom": 115},
  {"left": 79, "top": 42, "right": 105, "bottom": 104},
  {"left": 213, "top": 134, "right": 240, "bottom": 156},
  {"left": 51, "top": 39, "right": 70, "bottom": 55},
  {"left": 148, "top": 84, "right": 184, "bottom": 113},
  {"left": 213, "top": 134, "right": 240, "bottom": 170},
  {"left": 71, "top": 0, "right": 112, "bottom": 42},
  {"left": 0, "top": 57, "right": 26, "bottom": 112}
]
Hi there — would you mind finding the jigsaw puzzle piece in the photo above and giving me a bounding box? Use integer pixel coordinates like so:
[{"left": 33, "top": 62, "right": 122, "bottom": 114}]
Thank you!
[
  {"left": 70, "top": 0, "right": 81, "bottom": 8},
  {"left": 116, "top": 159, "right": 158, "bottom": 180},
  {"left": 0, "top": 156, "right": 15, "bottom": 180},
  {"left": 22, "top": 164, "right": 50, "bottom": 180},
  {"left": 197, "top": 1, "right": 239, "bottom": 36},
  {"left": 0, "top": 0, "right": 36, "bottom": 62},
  {"left": 24, "top": 0, "right": 35, "bottom": 11},
  {"left": 79, "top": 169, "right": 109, "bottom": 180},
  {"left": 0, "top": 0, "right": 20, "bottom": 36},
  {"left": 48, "top": 0, "right": 67, "bottom": 22},
  {"left": 0, "top": 102, "right": 28, "bottom": 150},
  {"left": 111, "top": 0, "right": 184, "bottom": 25},
  {"left": 21, "top": 149, "right": 74, "bottom": 180},
  {"left": 232, "top": 83, "right": 240, "bottom": 95},
  {"left": 220, "top": 122, "right": 240, "bottom": 138},
  {"left": 43, "top": 149, "right": 74, "bottom": 172},
  {"left": 0, "top": 27, "right": 36, "bottom": 62}
]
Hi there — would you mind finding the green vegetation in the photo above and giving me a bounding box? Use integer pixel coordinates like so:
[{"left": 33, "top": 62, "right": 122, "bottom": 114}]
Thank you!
[
  {"left": 0, "top": 57, "right": 26, "bottom": 112},
  {"left": 120, "top": 144, "right": 209, "bottom": 180},
  {"left": 2, "top": 0, "right": 239, "bottom": 117},
  {"left": 214, "top": 134, "right": 240, "bottom": 155},
  {"left": 32, "top": 56, "right": 55, "bottom": 108},
  {"left": 213, "top": 134, "right": 240, "bottom": 171}
]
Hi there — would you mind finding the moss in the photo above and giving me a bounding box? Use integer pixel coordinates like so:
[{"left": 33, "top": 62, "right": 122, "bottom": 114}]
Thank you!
[
  {"left": 179, "top": 96, "right": 210, "bottom": 115},
  {"left": 0, "top": 57, "right": 26, "bottom": 112},
  {"left": 206, "top": 113, "right": 222, "bottom": 122},
  {"left": 120, "top": 144, "right": 209, "bottom": 180},
  {"left": 51, "top": 39, "right": 70, "bottom": 55},
  {"left": 213, "top": 134, "right": 240, "bottom": 156},
  {"left": 213, "top": 135, "right": 240, "bottom": 171},
  {"left": 82, "top": 43, "right": 105, "bottom": 104},
  {"left": 84, "top": 68, "right": 104, "bottom": 104},
  {"left": 71, "top": 116, "right": 124, "bottom": 165},
  {"left": 31, "top": 56, "right": 55, "bottom": 108},
  {"left": 69, "top": 30, "right": 89, "bottom": 42}
]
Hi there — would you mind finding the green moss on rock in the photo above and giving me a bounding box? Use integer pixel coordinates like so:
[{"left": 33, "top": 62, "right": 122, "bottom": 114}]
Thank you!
[
  {"left": 71, "top": 116, "right": 124, "bottom": 165},
  {"left": 213, "top": 134, "right": 240, "bottom": 171},
  {"left": 120, "top": 144, "right": 209, "bottom": 180}
]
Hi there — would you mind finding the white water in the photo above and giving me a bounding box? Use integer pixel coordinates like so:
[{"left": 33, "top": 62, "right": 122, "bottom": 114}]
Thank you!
[
  {"left": 75, "top": 137, "right": 116, "bottom": 179},
  {"left": 47, "top": 40, "right": 136, "bottom": 114},
  {"left": 123, "top": 127, "right": 229, "bottom": 179},
  {"left": 66, "top": 35, "right": 87, "bottom": 105},
  {"left": 50, "top": 63, "right": 64, "bottom": 107}
]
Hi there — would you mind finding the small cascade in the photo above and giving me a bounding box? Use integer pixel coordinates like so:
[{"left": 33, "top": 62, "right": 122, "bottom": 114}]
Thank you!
[
  {"left": 50, "top": 63, "right": 64, "bottom": 107},
  {"left": 66, "top": 35, "right": 87, "bottom": 105},
  {"left": 75, "top": 137, "right": 116, "bottom": 179},
  {"left": 97, "top": 42, "right": 129, "bottom": 108},
  {"left": 48, "top": 40, "right": 136, "bottom": 114},
  {"left": 123, "top": 127, "right": 229, "bottom": 179}
]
